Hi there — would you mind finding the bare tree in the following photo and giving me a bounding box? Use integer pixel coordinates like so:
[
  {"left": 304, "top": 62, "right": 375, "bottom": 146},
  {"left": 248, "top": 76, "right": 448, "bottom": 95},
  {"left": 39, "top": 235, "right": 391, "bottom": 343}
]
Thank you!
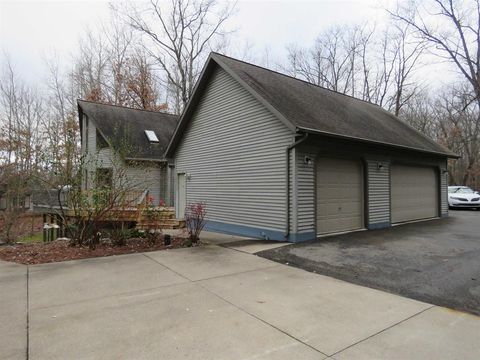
[
  {"left": 115, "top": 0, "right": 236, "bottom": 113},
  {"left": 401, "top": 90, "right": 438, "bottom": 137},
  {"left": 284, "top": 22, "right": 423, "bottom": 115},
  {"left": 103, "top": 19, "right": 135, "bottom": 106},
  {"left": 390, "top": 0, "right": 480, "bottom": 101},
  {"left": 0, "top": 57, "right": 45, "bottom": 243},
  {"left": 285, "top": 26, "right": 355, "bottom": 93},
  {"left": 0, "top": 58, "right": 44, "bottom": 173},
  {"left": 44, "top": 55, "right": 81, "bottom": 183},
  {"left": 71, "top": 29, "right": 109, "bottom": 102},
  {"left": 123, "top": 48, "right": 166, "bottom": 111},
  {"left": 389, "top": 23, "right": 425, "bottom": 116},
  {"left": 436, "top": 85, "right": 480, "bottom": 185},
  {"left": 390, "top": 0, "right": 480, "bottom": 185}
]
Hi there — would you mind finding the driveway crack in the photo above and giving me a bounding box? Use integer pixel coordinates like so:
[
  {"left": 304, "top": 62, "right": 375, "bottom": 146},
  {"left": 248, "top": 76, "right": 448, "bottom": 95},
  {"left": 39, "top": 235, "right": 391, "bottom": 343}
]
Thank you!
[
  {"left": 196, "top": 281, "right": 328, "bottom": 357},
  {"left": 142, "top": 252, "right": 325, "bottom": 355},
  {"left": 331, "top": 305, "right": 436, "bottom": 357},
  {"left": 142, "top": 253, "right": 191, "bottom": 281}
]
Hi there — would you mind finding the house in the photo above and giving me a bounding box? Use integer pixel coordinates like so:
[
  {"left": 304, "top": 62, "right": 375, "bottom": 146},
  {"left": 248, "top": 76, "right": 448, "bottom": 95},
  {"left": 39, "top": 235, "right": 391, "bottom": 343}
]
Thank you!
[
  {"left": 166, "top": 53, "right": 458, "bottom": 242},
  {"left": 0, "top": 164, "right": 31, "bottom": 212},
  {"left": 78, "top": 100, "right": 178, "bottom": 207}
]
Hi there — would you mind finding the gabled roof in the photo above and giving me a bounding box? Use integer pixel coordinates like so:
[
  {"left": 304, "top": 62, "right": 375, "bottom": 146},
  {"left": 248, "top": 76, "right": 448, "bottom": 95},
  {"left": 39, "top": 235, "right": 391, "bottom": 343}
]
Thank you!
[
  {"left": 167, "top": 52, "right": 457, "bottom": 158},
  {"left": 78, "top": 100, "right": 179, "bottom": 161}
]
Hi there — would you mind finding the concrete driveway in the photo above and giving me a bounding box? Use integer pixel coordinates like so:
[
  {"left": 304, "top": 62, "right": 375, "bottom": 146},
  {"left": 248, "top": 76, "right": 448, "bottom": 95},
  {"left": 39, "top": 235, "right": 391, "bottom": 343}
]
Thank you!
[
  {"left": 1, "top": 235, "right": 480, "bottom": 360},
  {"left": 259, "top": 210, "right": 480, "bottom": 316}
]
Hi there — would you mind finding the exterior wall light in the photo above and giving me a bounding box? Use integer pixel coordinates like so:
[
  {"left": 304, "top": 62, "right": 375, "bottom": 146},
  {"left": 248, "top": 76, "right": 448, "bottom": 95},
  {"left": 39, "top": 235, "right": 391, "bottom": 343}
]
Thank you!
[{"left": 304, "top": 156, "right": 313, "bottom": 165}]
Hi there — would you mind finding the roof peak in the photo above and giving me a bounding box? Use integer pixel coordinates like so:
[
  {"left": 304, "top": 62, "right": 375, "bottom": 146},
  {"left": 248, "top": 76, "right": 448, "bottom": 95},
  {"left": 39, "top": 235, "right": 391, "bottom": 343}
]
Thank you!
[
  {"left": 210, "top": 52, "right": 380, "bottom": 108},
  {"left": 77, "top": 99, "right": 178, "bottom": 117}
]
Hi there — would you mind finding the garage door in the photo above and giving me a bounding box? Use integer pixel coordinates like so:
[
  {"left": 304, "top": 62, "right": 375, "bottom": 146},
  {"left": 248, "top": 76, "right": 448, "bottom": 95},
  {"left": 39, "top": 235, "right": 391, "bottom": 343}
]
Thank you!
[
  {"left": 316, "top": 158, "right": 363, "bottom": 235},
  {"left": 391, "top": 165, "right": 438, "bottom": 223}
]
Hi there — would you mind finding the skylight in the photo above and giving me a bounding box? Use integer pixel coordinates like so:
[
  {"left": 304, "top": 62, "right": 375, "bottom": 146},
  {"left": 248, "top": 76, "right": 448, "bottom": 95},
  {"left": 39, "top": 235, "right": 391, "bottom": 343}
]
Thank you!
[{"left": 145, "top": 130, "right": 159, "bottom": 143}]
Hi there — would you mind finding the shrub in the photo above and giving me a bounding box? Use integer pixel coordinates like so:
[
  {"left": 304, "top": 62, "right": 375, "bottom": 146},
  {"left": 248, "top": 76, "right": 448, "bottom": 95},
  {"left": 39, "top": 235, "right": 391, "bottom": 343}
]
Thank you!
[
  {"left": 145, "top": 229, "right": 162, "bottom": 246},
  {"left": 185, "top": 202, "right": 207, "bottom": 243},
  {"left": 106, "top": 227, "right": 131, "bottom": 247},
  {"left": 129, "top": 228, "right": 146, "bottom": 238},
  {"left": 143, "top": 196, "right": 160, "bottom": 221},
  {"left": 182, "top": 238, "right": 193, "bottom": 247}
]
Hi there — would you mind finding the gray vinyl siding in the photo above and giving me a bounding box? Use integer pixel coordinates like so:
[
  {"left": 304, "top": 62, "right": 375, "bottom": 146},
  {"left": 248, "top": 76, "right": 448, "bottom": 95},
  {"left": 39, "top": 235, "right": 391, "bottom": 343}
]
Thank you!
[
  {"left": 296, "top": 150, "right": 316, "bottom": 234},
  {"left": 292, "top": 139, "right": 448, "bottom": 235},
  {"left": 440, "top": 162, "right": 448, "bottom": 216},
  {"left": 124, "top": 165, "right": 163, "bottom": 205},
  {"left": 289, "top": 149, "right": 296, "bottom": 235},
  {"left": 160, "top": 165, "right": 169, "bottom": 205},
  {"left": 167, "top": 165, "right": 175, "bottom": 207},
  {"left": 175, "top": 67, "right": 293, "bottom": 231},
  {"left": 82, "top": 115, "right": 167, "bottom": 206},
  {"left": 85, "top": 115, "right": 97, "bottom": 187},
  {"left": 366, "top": 160, "right": 391, "bottom": 225},
  {"left": 97, "top": 148, "right": 114, "bottom": 168}
]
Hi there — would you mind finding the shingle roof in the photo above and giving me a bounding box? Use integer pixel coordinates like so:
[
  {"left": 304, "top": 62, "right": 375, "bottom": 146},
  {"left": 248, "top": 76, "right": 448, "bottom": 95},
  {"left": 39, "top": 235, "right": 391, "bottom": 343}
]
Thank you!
[
  {"left": 168, "top": 53, "right": 456, "bottom": 158},
  {"left": 78, "top": 100, "right": 179, "bottom": 161},
  {"left": 212, "top": 53, "right": 457, "bottom": 157}
]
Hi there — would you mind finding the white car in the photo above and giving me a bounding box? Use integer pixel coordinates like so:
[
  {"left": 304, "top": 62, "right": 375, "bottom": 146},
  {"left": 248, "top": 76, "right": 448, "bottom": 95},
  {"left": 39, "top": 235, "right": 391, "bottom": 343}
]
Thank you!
[{"left": 448, "top": 186, "right": 480, "bottom": 209}]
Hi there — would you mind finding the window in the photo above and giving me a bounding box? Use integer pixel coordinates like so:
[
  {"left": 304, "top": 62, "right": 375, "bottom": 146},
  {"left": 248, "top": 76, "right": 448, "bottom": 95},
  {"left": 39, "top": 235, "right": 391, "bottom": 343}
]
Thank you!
[
  {"left": 95, "top": 168, "right": 113, "bottom": 189},
  {"left": 145, "top": 130, "right": 159, "bottom": 143},
  {"left": 96, "top": 129, "right": 109, "bottom": 149}
]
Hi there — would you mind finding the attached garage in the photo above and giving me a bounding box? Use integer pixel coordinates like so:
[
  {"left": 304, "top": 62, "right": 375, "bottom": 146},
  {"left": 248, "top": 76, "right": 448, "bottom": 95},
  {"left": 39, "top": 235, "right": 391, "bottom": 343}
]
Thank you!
[
  {"left": 316, "top": 158, "right": 363, "bottom": 235},
  {"left": 391, "top": 165, "right": 438, "bottom": 223},
  {"left": 167, "top": 53, "right": 458, "bottom": 243}
]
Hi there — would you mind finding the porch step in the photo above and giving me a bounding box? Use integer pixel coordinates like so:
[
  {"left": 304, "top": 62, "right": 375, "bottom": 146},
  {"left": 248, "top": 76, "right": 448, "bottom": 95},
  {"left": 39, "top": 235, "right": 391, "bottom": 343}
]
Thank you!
[{"left": 136, "top": 219, "right": 185, "bottom": 230}]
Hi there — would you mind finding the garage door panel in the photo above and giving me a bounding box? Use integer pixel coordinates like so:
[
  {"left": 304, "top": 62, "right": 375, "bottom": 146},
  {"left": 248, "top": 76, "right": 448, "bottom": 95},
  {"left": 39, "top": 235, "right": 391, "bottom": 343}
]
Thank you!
[
  {"left": 391, "top": 165, "right": 437, "bottom": 223},
  {"left": 318, "top": 202, "right": 362, "bottom": 217},
  {"left": 316, "top": 158, "right": 363, "bottom": 235}
]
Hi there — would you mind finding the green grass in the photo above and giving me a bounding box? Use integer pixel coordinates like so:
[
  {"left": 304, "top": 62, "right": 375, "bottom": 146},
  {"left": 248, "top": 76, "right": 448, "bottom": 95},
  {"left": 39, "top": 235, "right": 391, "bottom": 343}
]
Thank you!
[{"left": 18, "top": 232, "right": 44, "bottom": 244}]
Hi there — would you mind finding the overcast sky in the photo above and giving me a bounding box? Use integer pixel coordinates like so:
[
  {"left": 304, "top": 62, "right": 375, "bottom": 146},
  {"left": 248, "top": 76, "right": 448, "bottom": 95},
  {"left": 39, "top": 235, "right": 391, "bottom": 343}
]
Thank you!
[{"left": 0, "top": 0, "right": 454, "bottom": 87}]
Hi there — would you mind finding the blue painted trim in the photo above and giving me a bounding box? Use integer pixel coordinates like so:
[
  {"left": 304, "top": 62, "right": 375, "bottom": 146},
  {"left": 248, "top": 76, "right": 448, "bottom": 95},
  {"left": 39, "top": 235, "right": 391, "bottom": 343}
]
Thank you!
[
  {"left": 288, "top": 231, "right": 316, "bottom": 243},
  {"left": 203, "top": 220, "right": 316, "bottom": 243},
  {"left": 367, "top": 221, "right": 391, "bottom": 230}
]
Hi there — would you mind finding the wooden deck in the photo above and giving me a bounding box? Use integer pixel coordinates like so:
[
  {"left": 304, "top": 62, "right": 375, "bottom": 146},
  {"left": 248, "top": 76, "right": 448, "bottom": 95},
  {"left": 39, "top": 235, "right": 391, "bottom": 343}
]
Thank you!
[
  {"left": 65, "top": 190, "right": 185, "bottom": 230},
  {"left": 65, "top": 207, "right": 184, "bottom": 230}
]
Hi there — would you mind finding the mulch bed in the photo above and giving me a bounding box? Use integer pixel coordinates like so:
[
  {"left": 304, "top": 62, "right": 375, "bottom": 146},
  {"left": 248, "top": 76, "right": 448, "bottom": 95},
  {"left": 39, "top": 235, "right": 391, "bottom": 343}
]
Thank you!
[
  {"left": 0, "top": 237, "right": 186, "bottom": 265},
  {"left": 0, "top": 213, "right": 44, "bottom": 240}
]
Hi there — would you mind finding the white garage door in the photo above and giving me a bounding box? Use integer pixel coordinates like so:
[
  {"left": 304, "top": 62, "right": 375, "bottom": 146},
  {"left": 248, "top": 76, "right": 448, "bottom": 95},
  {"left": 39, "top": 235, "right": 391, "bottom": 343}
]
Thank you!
[
  {"left": 391, "top": 165, "right": 438, "bottom": 223},
  {"left": 316, "top": 158, "right": 363, "bottom": 235}
]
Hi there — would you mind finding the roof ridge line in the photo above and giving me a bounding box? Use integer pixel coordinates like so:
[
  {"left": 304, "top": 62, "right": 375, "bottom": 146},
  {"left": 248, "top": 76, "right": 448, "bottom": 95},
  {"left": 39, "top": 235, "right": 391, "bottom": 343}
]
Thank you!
[
  {"left": 210, "top": 52, "right": 380, "bottom": 107},
  {"left": 77, "top": 99, "right": 179, "bottom": 117}
]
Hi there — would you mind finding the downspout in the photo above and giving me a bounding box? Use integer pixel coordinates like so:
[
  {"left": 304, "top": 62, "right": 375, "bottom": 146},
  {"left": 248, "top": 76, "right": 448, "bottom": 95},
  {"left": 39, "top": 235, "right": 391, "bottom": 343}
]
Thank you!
[{"left": 285, "top": 132, "right": 309, "bottom": 239}]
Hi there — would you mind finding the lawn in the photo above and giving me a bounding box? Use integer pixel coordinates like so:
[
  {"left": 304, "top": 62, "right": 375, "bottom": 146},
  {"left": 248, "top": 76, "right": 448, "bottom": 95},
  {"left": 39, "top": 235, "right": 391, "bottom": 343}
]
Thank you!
[{"left": 18, "top": 231, "right": 44, "bottom": 243}]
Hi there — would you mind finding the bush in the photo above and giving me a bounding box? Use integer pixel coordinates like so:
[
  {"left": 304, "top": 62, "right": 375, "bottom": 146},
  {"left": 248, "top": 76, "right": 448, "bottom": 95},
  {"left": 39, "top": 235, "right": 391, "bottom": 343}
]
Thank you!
[
  {"left": 182, "top": 238, "right": 193, "bottom": 247},
  {"left": 145, "top": 229, "right": 162, "bottom": 246},
  {"left": 143, "top": 195, "right": 160, "bottom": 221},
  {"left": 129, "top": 228, "right": 146, "bottom": 238},
  {"left": 185, "top": 202, "right": 207, "bottom": 243},
  {"left": 105, "top": 227, "right": 131, "bottom": 247}
]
